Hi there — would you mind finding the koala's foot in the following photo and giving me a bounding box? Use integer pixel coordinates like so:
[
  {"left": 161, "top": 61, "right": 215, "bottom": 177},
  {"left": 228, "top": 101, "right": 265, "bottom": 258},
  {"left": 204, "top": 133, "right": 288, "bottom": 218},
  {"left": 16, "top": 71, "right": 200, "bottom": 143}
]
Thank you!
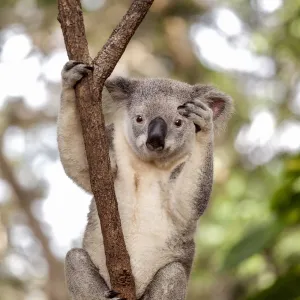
[
  {"left": 178, "top": 100, "right": 213, "bottom": 132},
  {"left": 61, "top": 60, "right": 93, "bottom": 89},
  {"left": 65, "top": 248, "right": 111, "bottom": 300},
  {"left": 141, "top": 262, "right": 187, "bottom": 300},
  {"left": 104, "top": 290, "right": 126, "bottom": 300}
]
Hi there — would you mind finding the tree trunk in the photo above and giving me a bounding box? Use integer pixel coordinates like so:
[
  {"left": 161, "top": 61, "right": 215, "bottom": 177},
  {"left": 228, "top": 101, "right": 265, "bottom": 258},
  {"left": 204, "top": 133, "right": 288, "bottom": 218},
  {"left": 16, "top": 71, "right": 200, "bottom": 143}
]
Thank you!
[{"left": 57, "top": 1, "right": 154, "bottom": 299}]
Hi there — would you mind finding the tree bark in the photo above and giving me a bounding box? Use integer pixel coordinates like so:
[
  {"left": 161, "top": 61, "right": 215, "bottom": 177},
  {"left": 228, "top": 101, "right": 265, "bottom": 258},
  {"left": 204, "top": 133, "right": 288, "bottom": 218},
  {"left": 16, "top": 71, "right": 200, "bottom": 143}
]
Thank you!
[{"left": 57, "top": 1, "right": 154, "bottom": 299}]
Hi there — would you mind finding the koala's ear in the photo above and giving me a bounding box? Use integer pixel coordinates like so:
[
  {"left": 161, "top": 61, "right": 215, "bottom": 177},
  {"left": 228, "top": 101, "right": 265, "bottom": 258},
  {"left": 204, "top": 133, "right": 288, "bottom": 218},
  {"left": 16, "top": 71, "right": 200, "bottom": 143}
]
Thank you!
[
  {"left": 192, "top": 84, "right": 234, "bottom": 132},
  {"left": 105, "top": 76, "right": 137, "bottom": 101}
]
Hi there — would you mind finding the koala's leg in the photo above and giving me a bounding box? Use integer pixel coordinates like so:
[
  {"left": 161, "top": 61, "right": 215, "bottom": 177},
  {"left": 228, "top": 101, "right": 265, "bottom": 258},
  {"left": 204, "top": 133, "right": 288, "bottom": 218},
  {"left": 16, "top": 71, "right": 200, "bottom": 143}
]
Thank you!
[
  {"left": 65, "top": 248, "right": 124, "bottom": 300},
  {"left": 141, "top": 262, "right": 187, "bottom": 300},
  {"left": 58, "top": 61, "right": 93, "bottom": 193}
]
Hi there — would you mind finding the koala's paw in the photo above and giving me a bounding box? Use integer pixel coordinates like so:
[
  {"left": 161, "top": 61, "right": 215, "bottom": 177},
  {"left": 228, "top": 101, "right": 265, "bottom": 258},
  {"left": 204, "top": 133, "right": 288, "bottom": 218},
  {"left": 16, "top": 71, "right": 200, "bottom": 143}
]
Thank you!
[
  {"left": 61, "top": 60, "right": 93, "bottom": 88},
  {"left": 104, "top": 290, "right": 126, "bottom": 300},
  {"left": 178, "top": 100, "right": 213, "bottom": 133}
]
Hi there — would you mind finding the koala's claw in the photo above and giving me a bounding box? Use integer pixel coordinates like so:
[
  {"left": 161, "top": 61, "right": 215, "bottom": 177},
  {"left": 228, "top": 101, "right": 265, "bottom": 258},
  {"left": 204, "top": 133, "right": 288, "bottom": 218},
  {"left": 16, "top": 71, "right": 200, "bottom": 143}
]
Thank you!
[
  {"left": 104, "top": 290, "right": 126, "bottom": 299},
  {"left": 178, "top": 100, "right": 213, "bottom": 132},
  {"left": 104, "top": 290, "right": 120, "bottom": 298},
  {"left": 62, "top": 60, "right": 93, "bottom": 88},
  {"left": 63, "top": 60, "right": 82, "bottom": 71}
]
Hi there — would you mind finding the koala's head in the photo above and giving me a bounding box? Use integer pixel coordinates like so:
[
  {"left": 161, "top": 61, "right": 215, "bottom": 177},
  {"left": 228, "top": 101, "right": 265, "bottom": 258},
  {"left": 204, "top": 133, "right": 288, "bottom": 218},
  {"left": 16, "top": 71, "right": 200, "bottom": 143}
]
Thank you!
[{"left": 105, "top": 77, "right": 233, "bottom": 163}]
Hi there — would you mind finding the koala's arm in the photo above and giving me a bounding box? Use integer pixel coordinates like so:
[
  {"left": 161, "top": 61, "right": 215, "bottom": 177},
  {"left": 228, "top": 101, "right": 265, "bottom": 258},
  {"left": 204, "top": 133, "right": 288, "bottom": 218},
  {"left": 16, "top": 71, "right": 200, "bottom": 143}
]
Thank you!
[
  {"left": 172, "top": 99, "right": 216, "bottom": 222},
  {"left": 57, "top": 61, "right": 117, "bottom": 193},
  {"left": 172, "top": 87, "right": 232, "bottom": 222},
  {"left": 172, "top": 133, "right": 213, "bottom": 222}
]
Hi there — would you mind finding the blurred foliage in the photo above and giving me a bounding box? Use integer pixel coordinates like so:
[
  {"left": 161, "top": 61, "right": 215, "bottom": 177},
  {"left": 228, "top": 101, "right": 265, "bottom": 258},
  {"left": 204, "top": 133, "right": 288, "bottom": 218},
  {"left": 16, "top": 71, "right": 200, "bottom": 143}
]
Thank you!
[
  {"left": 247, "top": 266, "right": 300, "bottom": 300},
  {"left": 222, "top": 220, "right": 284, "bottom": 271},
  {"left": 0, "top": 0, "right": 300, "bottom": 300},
  {"left": 271, "top": 155, "right": 300, "bottom": 225}
]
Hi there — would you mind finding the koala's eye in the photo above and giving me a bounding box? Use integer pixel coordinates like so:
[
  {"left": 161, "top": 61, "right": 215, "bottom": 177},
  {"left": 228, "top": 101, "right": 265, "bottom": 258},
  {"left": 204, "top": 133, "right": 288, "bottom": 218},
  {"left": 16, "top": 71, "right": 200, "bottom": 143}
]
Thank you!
[
  {"left": 174, "top": 119, "right": 182, "bottom": 127},
  {"left": 136, "top": 115, "right": 143, "bottom": 123}
]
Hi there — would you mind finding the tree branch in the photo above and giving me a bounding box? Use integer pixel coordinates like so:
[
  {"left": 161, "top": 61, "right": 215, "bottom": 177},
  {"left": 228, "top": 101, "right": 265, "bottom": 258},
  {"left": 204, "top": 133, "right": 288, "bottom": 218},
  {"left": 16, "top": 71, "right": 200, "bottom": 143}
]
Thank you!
[
  {"left": 92, "top": 0, "right": 155, "bottom": 99},
  {"left": 0, "top": 137, "right": 67, "bottom": 300},
  {"left": 57, "top": 1, "right": 154, "bottom": 299}
]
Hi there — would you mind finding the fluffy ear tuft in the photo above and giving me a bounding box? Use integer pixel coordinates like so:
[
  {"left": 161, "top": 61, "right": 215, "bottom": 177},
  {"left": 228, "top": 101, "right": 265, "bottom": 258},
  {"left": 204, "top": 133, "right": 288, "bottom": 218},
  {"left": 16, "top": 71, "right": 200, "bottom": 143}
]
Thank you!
[
  {"left": 192, "top": 84, "right": 233, "bottom": 133},
  {"left": 105, "top": 76, "right": 137, "bottom": 100}
]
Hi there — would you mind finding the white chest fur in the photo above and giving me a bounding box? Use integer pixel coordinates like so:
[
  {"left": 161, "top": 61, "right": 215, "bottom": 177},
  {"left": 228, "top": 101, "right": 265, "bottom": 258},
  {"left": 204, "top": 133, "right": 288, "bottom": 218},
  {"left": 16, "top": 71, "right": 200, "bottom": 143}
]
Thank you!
[{"left": 83, "top": 123, "right": 179, "bottom": 298}]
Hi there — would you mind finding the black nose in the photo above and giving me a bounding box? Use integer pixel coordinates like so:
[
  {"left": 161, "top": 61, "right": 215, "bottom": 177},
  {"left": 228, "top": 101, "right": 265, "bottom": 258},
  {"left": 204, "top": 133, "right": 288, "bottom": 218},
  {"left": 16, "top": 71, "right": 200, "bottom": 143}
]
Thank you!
[{"left": 146, "top": 117, "right": 167, "bottom": 151}]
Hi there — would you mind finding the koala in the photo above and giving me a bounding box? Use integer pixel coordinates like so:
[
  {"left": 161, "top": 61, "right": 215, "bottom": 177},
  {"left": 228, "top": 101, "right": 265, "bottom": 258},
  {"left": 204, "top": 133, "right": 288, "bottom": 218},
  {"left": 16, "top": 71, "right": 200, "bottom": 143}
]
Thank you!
[{"left": 58, "top": 61, "right": 233, "bottom": 300}]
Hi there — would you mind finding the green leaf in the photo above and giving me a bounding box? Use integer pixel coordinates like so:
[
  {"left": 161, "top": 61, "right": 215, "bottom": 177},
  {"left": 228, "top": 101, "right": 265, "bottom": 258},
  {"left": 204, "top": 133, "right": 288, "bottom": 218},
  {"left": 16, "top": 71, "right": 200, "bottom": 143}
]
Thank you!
[
  {"left": 271, "top": 176, "right": 300, "bottom": 225},
  {"left": 222, "top": 221, "right": 283, "bottom": 270},
  {"left": 247, "top": 266, "right": 300, "bottom": 300}
]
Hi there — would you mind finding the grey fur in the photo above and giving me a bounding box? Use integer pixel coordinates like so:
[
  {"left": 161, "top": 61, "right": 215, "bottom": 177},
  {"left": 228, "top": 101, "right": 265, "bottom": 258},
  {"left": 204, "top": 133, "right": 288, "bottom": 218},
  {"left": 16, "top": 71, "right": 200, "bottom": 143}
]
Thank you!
[
  {"left": 170, "top": 162, "right": 185, "bottom": 181},
  {"left": 106, "top": 124, "right": 115, "bottom": 150},
  {"left": 194, "top": 142, "right": 214, "bottom": 217},
  {"left": 58, "top": 61, "right": 233, "bottom": 300},
  {"left": 141, "top": 262, "right": 187, "bottom": 300},
  {"left": 65, "top": 248, "right": 110, "bottom": 300}
]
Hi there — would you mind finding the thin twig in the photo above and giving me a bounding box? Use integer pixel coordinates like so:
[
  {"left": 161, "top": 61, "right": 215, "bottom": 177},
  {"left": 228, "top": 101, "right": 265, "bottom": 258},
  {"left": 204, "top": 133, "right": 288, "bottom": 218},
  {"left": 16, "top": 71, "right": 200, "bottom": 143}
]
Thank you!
[{"left": 0, "top": 137, "right": 67, "bottom": 300}]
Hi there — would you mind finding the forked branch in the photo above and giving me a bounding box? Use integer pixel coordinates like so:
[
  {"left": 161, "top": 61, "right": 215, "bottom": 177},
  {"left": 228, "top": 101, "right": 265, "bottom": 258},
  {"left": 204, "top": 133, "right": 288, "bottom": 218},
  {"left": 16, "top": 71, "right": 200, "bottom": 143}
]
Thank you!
[{"left": 57, "top": 1, "right": 154, "bottom": 299}]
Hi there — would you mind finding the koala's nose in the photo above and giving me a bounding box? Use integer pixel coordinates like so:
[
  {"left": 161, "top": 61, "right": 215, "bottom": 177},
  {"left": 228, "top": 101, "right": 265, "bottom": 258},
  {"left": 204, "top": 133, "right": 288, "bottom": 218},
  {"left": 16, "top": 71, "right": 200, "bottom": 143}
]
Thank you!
[{"left": 146, "top": 117, "right": 167, "bottom": 151}]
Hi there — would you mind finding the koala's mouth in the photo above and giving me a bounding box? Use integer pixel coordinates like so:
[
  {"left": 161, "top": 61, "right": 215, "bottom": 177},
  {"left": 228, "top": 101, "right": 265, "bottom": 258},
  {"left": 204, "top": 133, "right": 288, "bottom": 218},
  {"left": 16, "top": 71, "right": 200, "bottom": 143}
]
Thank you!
[
  {"left": 144, "top": 144, "right": 171, "bottom": 159},
  {"left": 146, "top": 141, "right": 164, "bottom": 152}
]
